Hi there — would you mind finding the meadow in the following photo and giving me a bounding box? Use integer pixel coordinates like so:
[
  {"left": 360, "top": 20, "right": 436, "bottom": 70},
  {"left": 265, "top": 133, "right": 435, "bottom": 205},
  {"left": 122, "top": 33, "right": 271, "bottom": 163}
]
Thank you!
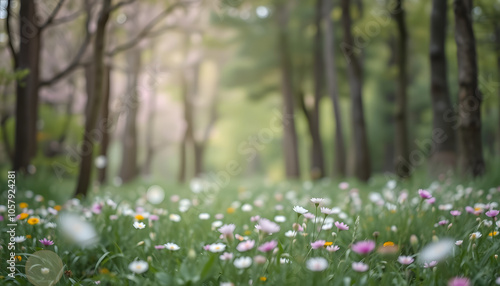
[{"left": 1, "top": 166, "right": 500, "bottom": 286}]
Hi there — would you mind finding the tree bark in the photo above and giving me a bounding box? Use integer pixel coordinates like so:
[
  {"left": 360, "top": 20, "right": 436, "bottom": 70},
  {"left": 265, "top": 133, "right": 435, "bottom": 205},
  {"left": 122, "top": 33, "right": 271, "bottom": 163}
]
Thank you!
[
  {"left": 393, "top": 0, "right": 410, "bottom": 178},
  {"left": 177, "top": 65, "right": 193, "bottom": 183},
  {"left": 119, "top": 48, "right": 141, "bottom": 183},
  {"left": 277, "top": 2, "right": 301, "bottom": 179},
  {"left": 383, "top": 37, "right": 396, "bottom": 173},
  {"left": 308, "top": 0, "right": 325, "bottom": 179},
  {"left": 14, "top": 0, "right": 40, "bottom": 172},
  {"left": 97, "top": 65, "right": 111, "bottom": 184},
  {"left": 429, "top": 0, "right": 457, "bottom": 173},
  {"left": 323, "top": 0, "right": 346, "bottom": 178},
  {"left": 74, "top": 0, "right": 112, "bottom": 197},
  {"left": 340, "top": 0, "right": 371, "bottom": 181},
  {"left": 453, "top": 0, "right": 485, "bottom": 176},
  {"left": 494, "top": 24, "right": 500, "bottom": 156}
]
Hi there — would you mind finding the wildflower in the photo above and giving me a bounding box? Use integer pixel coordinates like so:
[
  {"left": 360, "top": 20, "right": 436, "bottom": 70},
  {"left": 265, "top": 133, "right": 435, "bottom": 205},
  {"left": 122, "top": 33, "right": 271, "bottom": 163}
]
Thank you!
[
  {"left": 423, "top": 261, "right": 438, "bottom": 268},
  {"left": 397, "top": 256, "right": 414, "bottom": 265},
  {"left": 419, "top": 239, "right": 455, "bottom": 263},
  {"left": 383, "top": 241, "right": 395, "bottom": 247},
  {"left": 226, "top": 207, "right": 236, "bottom": 214},
  {"left": 39, "top": 238, "right": 54, "bottom": 246},
  {"left": 427, "top": 197, "right": 436, "bottom": 204},
  {"left": 257, "top": 218, "right": 280, "bottom": 234},
  {"left": 128, "top": 260, "right": 149, "bottom": 274},
  {"left": 165, "top": 243, "right": 180, "bottom": 251},
  {"left": 339, "top": 182, "right": 349, "bottom": 190},
  {"left": 320, "top": 207, "right": 335, "bottom": 215},
  {"left": 335, "top": 221, "right": 349, "bottom": 231},
  {"left": 258, "top": 240, "right": 278, "bottom": 252},
  {"left": 27, "top": 217, "right": 40, "bottom": 225},
  {"left": 326, "top": 245, "right": 340, "bottom": 252},
  {"left": 19, "top": 202, "right": 28, "bottom": 209},
  {"left": 293, "top": 206, "right": 308, "bottom": 215},
  {"left": 154, "top": 245, "right": 165, "bottom": 249},
  {"left": 250, "top": 215, "right": 260, "bottom": 222},
  {"left": 310, "top": 240, "right": 326, "bottom": 250},
  {"left": 135, "top": 214, "right": 145, "bottom": 221},
  {"left": 438, "top": 220, "right": 449, "bottom": 226},
  {"left": 450, "top": 210, "right": 461, "bottom": 216},
  {"left": 292, "top": 223, "right": 304, "bottom": 232},
  {"left": 284, "top": 230, "right": 297, "bottom": 237},
  {"left": 260, "top": 277, "right": 267, "bottom": 282},
  {"left": 14, "top": 236, "right": 26, "bottom": 243},
  {"left": 306, "top": 257, "right": 328, "bottom": 271},
  {"left": 410, "top": 235, "right": 418, "bottom": 246},
  {"left": 218, "top": 224, "right": 236, "bottom": 242},
  {"left": 310, "top": 198, "right": 323, "bottom": 206},
  {"left": 486, "top": 210, "right": 499, "bottom": 218},
  {"left": 304, "top": 213, "right": 315, "bottom": 220},
  {"left": 352, "top": 262, "right": 369, "bottom": 272},
  {"left": 146, "top": 185, "right": 165, "bottom": 204},
  {"left": 418, "top": 189, "right": 432, "bottom": 199},
  {"left": 448, "top": 277, "right": 470, "bottom": 286},
  {"left": 455, "top": 240, "right": 463, "bottom": 246},
  {"left": 274, "top": 215, "right": 286, "bottom": 223},
  {"left": 233, "top": 256, "right": 252, "bottom": 269},
  {"left": 208, "top": 243, "right": 226, "bottom": 253},
  {"left": 470, "top": 232, "right": 482, "bottom": 240},
  {"left": 219, "top": 252, "right": 233, "bottom": 261},
  {"left": 236, "top": 240, "right": 255, "bottom": 252},
  {"left": 19, "top": 213, "right": 29, "bottom": 220},
  {"left": 212, "top": 221, "right": 223, "bottom": 229},
  {"left": 199, "top": 213, "right": 210, "bottom": 220},
  {"left": 169, "top": 214, "right": 181, "bottom": 222},
  {"left": 489, "top": 231, "right": 498, "bottom": 237},
  {"left": 351, "top": 240, "right": 375, "bottom": 255},
  {"left": 133, "top": 222, "right": 146, "bottom": 229}
]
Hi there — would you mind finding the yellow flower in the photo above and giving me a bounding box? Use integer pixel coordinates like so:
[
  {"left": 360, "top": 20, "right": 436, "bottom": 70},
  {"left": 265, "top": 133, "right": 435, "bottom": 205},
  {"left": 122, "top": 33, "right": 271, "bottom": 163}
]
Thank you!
[
  {"left": 54, "top": 205, "right": 62, "bottom": 211},
  {"left": 19, "top": 213, "right": 29, "bottom": 220},
  {"left": 135, "top": 214, "right": 145, "bottom": 220},
  {"left": 26, "top": 235, "right": 32, "bottom": 239},
  {"left": 27, "top": 217, "right": 40, "bottom": 225},
  {"left": 324, "top": 241, "right": 333, "bottom": 246},
  {"left": 244, "top": 230, "right": 252, "bottom": 236},
  {"left": 383, "top": 241, "right": 395, "bottom": 247},
  {"left": 15, "top": 256, "right": 22, "bottom": 262},
  {"left": 259, "top": 277, "right": 267, "bottom": 282},
  {"left": 226, "top": 207, "right": 235, "bottom": 214},
  {"left": 19, "top": 202, "right": 28, "bottom": 209},
  {"left": 99, "top": 268, "right": 110, "bottom": 274},
  {"left": 489, "top": 231, "right": 498, "bottom": 237}
]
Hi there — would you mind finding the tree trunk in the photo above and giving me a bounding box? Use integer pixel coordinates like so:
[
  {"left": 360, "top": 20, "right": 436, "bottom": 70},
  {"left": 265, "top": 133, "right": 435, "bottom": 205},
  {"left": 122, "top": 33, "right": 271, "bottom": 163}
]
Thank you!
[
  {"left": 142, "top": 72, "right": 157, "bottom": 177},
  {"left": 383, "top": 36, "right": 396, "bottom": 173},
  {"left": 177, "top": 66, "right": 193, "bottom": 182},
  {"left": 277, "top": 2, "right": 301, "bottom": 179},
  {"left": 323, "top": 0, "right": 346, "bottom": 178},
  {"left": 393, "top": 0, "right": 410, "bottom": 178},
  {"left": 429, "top": 0, "right": 457, "bottom": 174},
  {"left": 74, "top": 0, "right": 112, "bottom": 197},
  {"left": 340, "top": 0, "right": 371, "bottom": 181},
  {"left": 97, "top": 65, "right": 111, "bottom": 184},
  {"left": 453, "top": 0, "right": 485, "bottom": 176},
  {"left": 308, "top": 0, "right": 325, "bottom": 179},
  {"left": 119, "top": 48, "right": 141, "bottom": 183},
  {"left": 14, "top": 0, "right": 40, "bottom": 172},
  {"left": 494, "top": 24, "right": 500, "bottom": 156}
]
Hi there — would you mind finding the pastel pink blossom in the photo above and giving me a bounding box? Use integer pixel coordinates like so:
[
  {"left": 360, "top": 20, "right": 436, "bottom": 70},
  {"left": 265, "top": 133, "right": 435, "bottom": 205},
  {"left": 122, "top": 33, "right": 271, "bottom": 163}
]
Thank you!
[
  {"left": 426, "top": 197, "right": 436, "bottom": 204},
  {"left": 258, "top": 218, "right": 280, "bottom": 234},
  {"left": 326, "top": 245, "right": 340, "bottom": 252},
  {"left": 320, "top": 207, "right": 335, "bottom": 215},
  {"left": 448, "top": 277, "right": 470, "bottom": 286},
  {"left": 465, "top": 206, "right": 475, "bottom": 214},
  {"left": 236, "top": 240, "right": 255, "bottom": 252},
  {"left": 39, "top": 238, "right": 54, "bottom": 246},
  {"left": 423, "top": 261, "right": 438, "bottom": 268},
  {"left": 351, "top": 240, "right": 375, "bottom": 255},
  {"left": 219, "top": 252, "right": 233, "bottom": 261},
  {"left": 335, "top": 221, "right": 349, "bottom": 231},
  {"left": 486, "top": 210, "right": 499, "bottom": 218},
  {"left": 352, "top": 262, "right": 369, "bottom": 272},
  {"left": 304, "top": 213, "right": 315, "bottom": 220},
  {"left": 310, "top": 240, "right": 326, "bottom": 249},
  {"left": 418, "top": 189, "right": 432, "bottom": 199},
  {"left": 257, "top": 240, "right": 278, "bottom": 252},
  {"left": 218, "top": 224, "right": 236, "bottom": 235},
  {"left": 155, "top": 245, "right": 165, "bottom": 249},
  {"left": 438, "top": 220, "right": 449, "bottom": 226},
  {"left": 450, "top": 210, "right": 461, "bottom": 216},
  {"left": 250, "top": 215, "right": 261, "bottom": 222},
  {"left": 293, "top": 223, "right": 304, "bottom": 232},
  {"left": 149, "top": 215, "right": 159, "bottom": 221},
  {"left": 397, "top": 256, "right": 414, "bottom": 265}
]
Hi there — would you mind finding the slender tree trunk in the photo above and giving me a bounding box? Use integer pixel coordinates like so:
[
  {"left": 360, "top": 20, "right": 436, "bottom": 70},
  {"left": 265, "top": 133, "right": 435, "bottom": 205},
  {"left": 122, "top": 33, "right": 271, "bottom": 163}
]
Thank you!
[
  {"left": 97, "top": 65, "right": 111, "bottom": 184},
  {"left": 494, "top": 24, "right": 500, "bottom": 156},
  {"left": 178, "top": 67, "right": 192, "bottom": 182},
  {"left": 393, "top": 0, "right": 410, "bottom": 178},
  {"left": 323, "top": 0, "right": 346, "bottom": 178},
  {"left": 277, "top": 2, "right": 301, "bottom": 179},
  {"left": 453, "top": 0, "right": 485, "bottom": 176},
  {"left": 430, "top": 0, "right": 457, "bottom": 173},
  {"left": 340, "top": 0, "right": 371, "bottom": 181},
  {"left": 119, "top": 48, "right": 141, "bottom": 183},
  {"left": 74, "top": 0, "right": 112, "bottom": 197},
  {"left": 308, "top": 0, "right": 325, "bottom": 179},
  {"left": 143, "top": 73, "right": 158, "bottom": 177},
  {"left": 383, "top": 36, "right": 396, "bottom": 173},
  {"left": 14, "top": 0, "right": 40, "bottom": 172}
]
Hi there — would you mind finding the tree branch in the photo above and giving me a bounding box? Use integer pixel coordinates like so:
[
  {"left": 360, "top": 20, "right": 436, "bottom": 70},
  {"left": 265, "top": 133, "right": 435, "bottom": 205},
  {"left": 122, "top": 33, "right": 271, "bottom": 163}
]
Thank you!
[
  {"left": 108, "top": 0, "right": 136, "bottom": 13},
  {"left": 50, "top": 9, "right": 85, "bottom": 27},
  {"left": 39, "top": 0, "right": 66, "bottom": 30},
  {"left": 6, "top": 0, "right": 17, "bottom": 68}
]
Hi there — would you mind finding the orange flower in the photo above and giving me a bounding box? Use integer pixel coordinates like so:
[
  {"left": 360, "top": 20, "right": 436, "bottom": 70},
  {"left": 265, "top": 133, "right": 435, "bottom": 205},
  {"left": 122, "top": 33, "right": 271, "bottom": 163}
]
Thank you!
[
  {"left": 19, "top": 202, "right": 28, "bottom": 209},
  {"left": 259, "top": 277, "right": 267, "bottom": 282},
  {"left": 15, "top": 256, "right": 22, "bottom": 262},
  {"left": 135, "top": 214, "right": 145, "bottom": 221},
  {"left": 383, "top": 241, "right": 395, "bottom": 247},
  {"left": 324, "top": 241, "right": 333, "bottom": 246},
  {"left": 489, "top": 231, "right": 498, "bottom": 237},
  {"left": 27, "top": 217, "right": 40, "bottom": 225},
  {"left": 226, "top": 207, "right": 236, "bottom": 214},
  {"left": 54, "top": 205, "right": 62, "bottom": 211},
  {"left": 19, "top": 213, "right": 29, "bottom": 220},
  {"left": 26, "top": 235, "right": 32, "bottom": 239}
]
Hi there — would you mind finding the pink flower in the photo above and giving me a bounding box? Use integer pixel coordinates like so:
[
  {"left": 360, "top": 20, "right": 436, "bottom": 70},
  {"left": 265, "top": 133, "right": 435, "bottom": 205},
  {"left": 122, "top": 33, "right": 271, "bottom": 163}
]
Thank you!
[
  {"left": 423, "top": 261, "right": 438, "bottom": 268},
  {"left": 91, "top": 203, "right": 103, "bottom": 214},
  {"left": 155, "top": 245, "right": 166, "bottom": 249},
  {"left": 320, "top": 207, "right": 334, "bottom": 215},
  {"left": 293, "top": 223, "right": 304, "bottom": 232},
  {"left": 250, "top": 215, "right": 261, "bottom": 222},
  {"left": 219, "top": 252, "right": 233, "bottom": 261},
  {"left": 257, "top": 240, "right": 278, "bottom": 252},
  {"left": 426, "top": 197, "right": 436, "bottom": 204},
  {"left": 438, "top": 220, "right": 449, "bottom": 226},
  {"left": 450, "top": 210, "right": 461, "bottom": 216},
  {"left": 486, "top": 210, "right": 499, "bottom": 218},
  {"left": 326, "top": 245, "right": 340, "bottom": 252},
  {"left": 465, "top": 206, "right": 475, "bottom": 214},
  {"left": 352, "top": 262, "right": 369, "bottom": 272},
  {"left": 218, "top": 224, "right": 236, "bottom": 235},
  {"left": 304, "top": 213, "right": 315, "bottom": 220},
  {"left": 149, "top": 215, "right": 159, "bottom": 221},
  {"left": 203, "top": 245, "right": 211, "bottom": 251},
  {"left": 418, "top": 189, "right": 432, "bottom": 199},
  {"left": 236, "top": 240, "right": 255, "bottom": 252},
  {"left": 257, "top": 218, "right": 280, "bottom": 234},
  {"left": 397, "top": 256, "right": 414, "bottom": 265},
  {"left": 311, "top": 240, "right": 326, "bottom": 249},
  {"left": 448, "top": 277, "right": 470, "bottom": 286},
  {"left": 351, "top": 240, "right": 375, "bottom": 255},
  {"left": 39, "top": 238, "right": 54, "bottom": 246},
  {"left": 335, "top": 221, "right": 349, "bottom": 231}
]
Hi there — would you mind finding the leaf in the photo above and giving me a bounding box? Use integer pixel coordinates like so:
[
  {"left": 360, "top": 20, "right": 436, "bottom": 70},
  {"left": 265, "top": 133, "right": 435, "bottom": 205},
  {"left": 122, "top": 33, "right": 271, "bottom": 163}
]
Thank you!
[
  {"left": 200, "top": 254, "right": 216, "bottom": 280},
  {"left": 94, "top": 251, "right": 110, "bottom": 272},
  {"left": 155, "top": 272, "right": 173, "bottom": 285}
]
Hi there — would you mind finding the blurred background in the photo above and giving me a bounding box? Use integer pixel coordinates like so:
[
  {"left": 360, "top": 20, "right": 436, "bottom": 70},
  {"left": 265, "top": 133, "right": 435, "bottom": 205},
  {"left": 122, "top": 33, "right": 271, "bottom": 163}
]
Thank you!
[{"left": 0, "top": 0, "right": 499, "bottom": 196}]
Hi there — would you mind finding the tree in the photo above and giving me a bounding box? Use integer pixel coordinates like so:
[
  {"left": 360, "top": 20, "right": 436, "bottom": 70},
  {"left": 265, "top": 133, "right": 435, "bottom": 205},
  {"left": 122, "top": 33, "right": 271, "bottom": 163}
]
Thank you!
[
  {"left": 74, "top": 0, "right": 112, "bottom": 197},
  {"left": 323, "top": 0, "right": 346, "bottom": 178},
  {"left": 340, "top": 0, "right": 371, "bottom": 181},
  {"left": 276, "top": 1, "right": 301, "bottom": 179},
  {"left": 453, "top": 0, "right": 485, "bottom": 176},
  {"left": 429, "top": 0, "right": 457, "bottom": 173},
  {"left": 393, "top": 0, "right": 410, "bottom": 178}
]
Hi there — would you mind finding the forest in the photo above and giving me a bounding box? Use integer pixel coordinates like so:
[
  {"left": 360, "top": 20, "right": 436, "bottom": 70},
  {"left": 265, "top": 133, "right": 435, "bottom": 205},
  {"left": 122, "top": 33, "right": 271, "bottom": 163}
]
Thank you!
[{"left": 0, "top": 0, "right": 499, "bottom": 285}]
